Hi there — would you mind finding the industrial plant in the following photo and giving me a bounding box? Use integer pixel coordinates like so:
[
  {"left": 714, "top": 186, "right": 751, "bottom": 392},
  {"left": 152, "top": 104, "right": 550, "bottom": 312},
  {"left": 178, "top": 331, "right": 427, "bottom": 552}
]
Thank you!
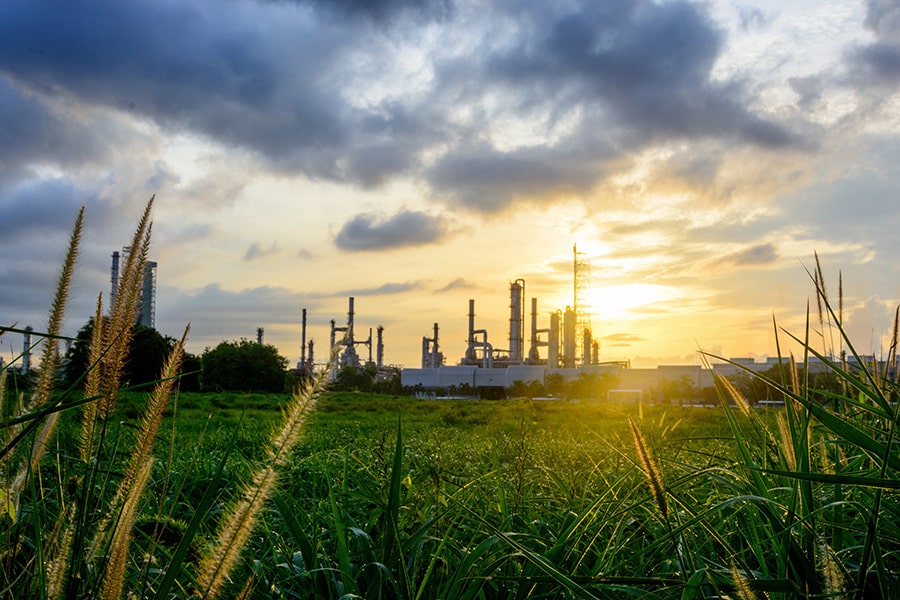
[
  {"left": 296, "top": 297, "right": 388, "bottom": 382},
  {"left": 401, "top": 245, "right": 634, "bottom": 394}
]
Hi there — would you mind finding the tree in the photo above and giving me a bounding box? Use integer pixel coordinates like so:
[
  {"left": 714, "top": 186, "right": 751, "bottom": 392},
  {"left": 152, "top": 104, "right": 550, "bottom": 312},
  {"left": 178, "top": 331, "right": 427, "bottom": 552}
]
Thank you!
[
  {"left": 567, "top": 372, "right": 618, "bottom": 401},
  {"left": 507, "top": 379, "right": 546, "bottom": 399},
  {"left": 126, "top": 325, "right": 174, "bottom": 387},
  {"left": 657, "top": 375, "right": 697, "bottom": 405},
  {"left": 372, "top": 367, "right": 402, "bottom": 396},
  {"left": 63, "top": 319, "right": 175, "bottom": 388},
  {"left": 332, "top": 364, "right": 377, "bottom": 392},
  {"left": 201, "top": 339, "right": 288, "bottom": 392},
  {"left": 179, "top": 352, "right": 202, "bottom": 392}
]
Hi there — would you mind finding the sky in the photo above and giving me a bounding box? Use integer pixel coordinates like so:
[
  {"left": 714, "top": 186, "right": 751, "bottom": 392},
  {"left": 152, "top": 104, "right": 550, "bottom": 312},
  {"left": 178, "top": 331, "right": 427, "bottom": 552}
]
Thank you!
[{"left": 2, "top": 0, "right": 900, "bottom": 370}]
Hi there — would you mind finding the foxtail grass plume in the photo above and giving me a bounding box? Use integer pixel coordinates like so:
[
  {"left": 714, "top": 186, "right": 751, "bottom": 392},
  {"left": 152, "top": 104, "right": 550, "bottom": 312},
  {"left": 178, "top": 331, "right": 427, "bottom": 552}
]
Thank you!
[
  {"left": 776, "top": 413, "right": 797, "bottom": 471},
  {"left": 79, "top": 292, "right": 105, "bottom": 462},
  {"left": 89, "top": 325, "right": 189, "bottom": 562},
  {"left": 195, "top": 346, "right": 336, "bottom": 598},
  {"left": 9, "top": 207, "right": 83, "bottom": 500},
  {"left": 714, "top": 372, "right": 751, "bottom": 419},
  {"left": 628, "top": 417, "right": 667, "bottom": 521},
  {"left": 731, "top": 560, "right": 766, "bottom": 600},
  {"left": 44, "top": 504, "right": 75, "bottom": 600},
  {"left": 97, "top": 197, "right": 154, "bottom": 418},
  {"left": 100, "top": 458, "right": 153, "bottom": 600}
]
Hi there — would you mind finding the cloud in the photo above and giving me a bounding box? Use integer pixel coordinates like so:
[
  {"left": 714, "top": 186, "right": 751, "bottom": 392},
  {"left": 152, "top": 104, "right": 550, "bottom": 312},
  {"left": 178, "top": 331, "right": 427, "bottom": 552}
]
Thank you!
[
  {"left": 244, "top": 241, "right": 281, "bottom": 261},
  {"left": 845, "top": 1, "right": 900, "bottom": 89},
  {"left": 158, "top": 282, "right": 315, "bottom": 342},
  {"left": 0, "top": 178, "right": 89, "bottom": 239},
  {"left": 851, "top": 43, "right": 900, "bottom": 82},
  {"left": 157, "top": 222, "right": 212, "bottom": 249},
  {"left": 737, "top": 6, "right": 770, "bottom": 32},
  {"left": 425, "top": 0, "right": 804, "bottom": 212},
  {"left": 0, "top": 76, "right": 113, "bottom": 172},
  {"left": 334, "top": 210, "right": 451, "bottom": 251},
  {"left": 604, "top": 332, "right": 646, "bottom": 344},
  {"left": 337, "top": 281, "right": 422, "bottom": 296},
  {"left": 300, "top": 0, "right": 452, "bottom": 22},
  {"left": 715, "top": 243, "right": 778, "bottom": 268},
  {"left": 0, "top": 0, "right": 808, "bottom": 217},
  {"left": 438, "top": 278, "right": 473, "bottom": 292}
]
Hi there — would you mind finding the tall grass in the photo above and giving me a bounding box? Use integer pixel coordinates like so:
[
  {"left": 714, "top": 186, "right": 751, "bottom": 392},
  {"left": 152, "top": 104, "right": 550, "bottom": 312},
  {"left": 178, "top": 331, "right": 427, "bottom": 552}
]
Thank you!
[{"left": 0, "top": 201, "right": 333, "bottom": 599}]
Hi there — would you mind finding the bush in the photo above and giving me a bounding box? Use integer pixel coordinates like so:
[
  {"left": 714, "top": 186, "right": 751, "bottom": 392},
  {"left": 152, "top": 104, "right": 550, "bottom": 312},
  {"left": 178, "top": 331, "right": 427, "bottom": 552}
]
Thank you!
[{"left": 201, "top": 339, "right": 288, "bottom": 392}]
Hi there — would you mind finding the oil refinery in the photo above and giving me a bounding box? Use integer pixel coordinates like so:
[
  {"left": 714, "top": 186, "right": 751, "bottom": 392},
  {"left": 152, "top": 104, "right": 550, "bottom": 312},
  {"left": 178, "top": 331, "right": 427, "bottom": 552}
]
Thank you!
[{"left": 400, "top": 245, "right": 634, "bottom": 394}]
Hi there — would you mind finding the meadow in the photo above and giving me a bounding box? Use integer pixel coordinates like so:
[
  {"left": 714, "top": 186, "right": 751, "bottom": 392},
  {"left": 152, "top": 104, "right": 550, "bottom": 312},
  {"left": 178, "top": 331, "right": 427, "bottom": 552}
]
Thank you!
[{"left": 3, "top": 200, "right": 899, "bottom": 599}]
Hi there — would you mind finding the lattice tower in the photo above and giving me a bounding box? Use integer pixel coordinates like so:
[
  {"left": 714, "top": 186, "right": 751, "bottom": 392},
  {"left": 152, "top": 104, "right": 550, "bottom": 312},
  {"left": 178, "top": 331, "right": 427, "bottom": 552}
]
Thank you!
[{"left": 573, "top": 244, "right": 592, "bottom": 366}]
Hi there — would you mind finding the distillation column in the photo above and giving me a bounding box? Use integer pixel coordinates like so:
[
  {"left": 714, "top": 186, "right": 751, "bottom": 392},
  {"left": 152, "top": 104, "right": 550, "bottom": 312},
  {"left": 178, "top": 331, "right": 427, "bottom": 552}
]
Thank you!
[
  {"left": 528, "top": 297, "right": 551, "bottom": 363},
  {"left": 509, "top": 279, "right": 525, "bottom": 363}
]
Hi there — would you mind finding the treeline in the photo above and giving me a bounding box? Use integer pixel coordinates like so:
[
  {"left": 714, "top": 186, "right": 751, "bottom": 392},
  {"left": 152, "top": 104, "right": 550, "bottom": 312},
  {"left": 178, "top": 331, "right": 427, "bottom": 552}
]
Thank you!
[
  {"left": 58, "top": 319, "right": 289, "bottom": 393},
  {"left": 52, "top": 319, "right": 403, "bottom": 394}
]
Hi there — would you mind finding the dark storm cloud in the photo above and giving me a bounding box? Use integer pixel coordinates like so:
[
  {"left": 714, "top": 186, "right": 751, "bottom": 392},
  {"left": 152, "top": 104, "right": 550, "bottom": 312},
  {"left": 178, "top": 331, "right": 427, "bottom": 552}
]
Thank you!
[
  {"left": 0, "top": 178, "right": 89, "bottom": 239},
  {"left": 851, "top": 43, "right": 900, "bottom": 82},
  {"left": 428, "top": 144, "right": 604, "bottom": 212},
  {"left": 847, "top": 1, "right": 900, "bottom": 86},
  {"left": 0, "top": 76, "right": 114, "bottom": 171},
  {"left": 426, "top": 0, "right": 802, "bottom": 211},
  {"left": 864, "top": 0, "right": 900, "bottom": 34},
  {"left": 480, "top": 1, "right": 797, "bottom": 146},
  {"left": 295, "top": 0, "right": 452, "bottom": 21},
  {"left": 1, "top": 0, "right": 805, "bottom": 216},
  {"left": 0, "top": 1, "right": 357, "bottom": 172},
  {"left": 334, "top": 211, "right": 450, "bottom": 251}
]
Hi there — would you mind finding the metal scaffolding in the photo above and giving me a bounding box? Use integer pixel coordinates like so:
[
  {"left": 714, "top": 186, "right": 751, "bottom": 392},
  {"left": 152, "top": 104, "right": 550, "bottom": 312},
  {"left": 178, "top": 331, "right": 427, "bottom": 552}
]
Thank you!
[{"left": 573, "top": 244, "right": 592, "bottom": 366}]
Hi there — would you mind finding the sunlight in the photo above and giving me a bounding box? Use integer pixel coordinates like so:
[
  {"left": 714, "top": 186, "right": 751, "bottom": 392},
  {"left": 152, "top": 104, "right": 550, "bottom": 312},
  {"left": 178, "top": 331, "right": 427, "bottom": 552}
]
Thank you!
[{"left": 587, "top": 283, "right": 679, "bottom": 321}]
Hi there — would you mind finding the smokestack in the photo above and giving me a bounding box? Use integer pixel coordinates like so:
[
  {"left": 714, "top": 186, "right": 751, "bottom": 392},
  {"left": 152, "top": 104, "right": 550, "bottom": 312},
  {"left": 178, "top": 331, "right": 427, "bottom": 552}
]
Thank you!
[
  {"left": 110, "top": 251, "right": 120, "bottom": 310},
  {"left": 22, "top": 326, "right": 33, "bottom": 373},
  {"left": 432, "top": 322, "right": 439, "bottom": 368},
  {"left": 466, "top": 299, "right": 476, "bottom": 362},
  {"left": 348, "top": 297, "right": 355, "bottom": 342},
  {"left": 301, "top": 308, "right": 307, "bottom": 365},
  {"left": 376, "top": 325, "right": 384, "bottom": 368}
]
